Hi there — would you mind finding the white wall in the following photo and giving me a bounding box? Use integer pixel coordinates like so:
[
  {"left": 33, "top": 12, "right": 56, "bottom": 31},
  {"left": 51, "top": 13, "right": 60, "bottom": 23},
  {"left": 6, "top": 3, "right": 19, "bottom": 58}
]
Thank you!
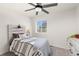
[
  {"left": 0, "top": 7, "right": 32, "bottom": 55},
  {"left": 32, "top": 8, "right": 78, "bottom": 49},
  {"left": 76, "top": 6, "right": 79, "bottom": 32}
]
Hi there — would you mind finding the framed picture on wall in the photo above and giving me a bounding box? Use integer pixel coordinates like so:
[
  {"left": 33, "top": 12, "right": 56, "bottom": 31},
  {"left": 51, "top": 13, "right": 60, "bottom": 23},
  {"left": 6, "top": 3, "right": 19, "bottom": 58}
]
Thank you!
[{"left": 35, "top": 19, "right": 47, "bottom": 33}]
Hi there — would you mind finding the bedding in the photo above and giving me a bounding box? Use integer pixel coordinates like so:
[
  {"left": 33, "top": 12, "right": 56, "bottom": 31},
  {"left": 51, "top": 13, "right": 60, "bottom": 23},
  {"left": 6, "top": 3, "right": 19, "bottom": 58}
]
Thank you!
[
  {"left": 9, "top": 33, "right": 19, "bottom": 45},
  {"left": 34, "top": 38, "right": 51, "bottom": 56},
  {"left": 19, "top": 33, "right": 30, "bottom": 39},
  {"left": 10, "top": 39, "right": 43, "bottom": 56},
  {"left": 10, "top": 37, "right": 51, "bottom": 56},
  {"left": 20, "top": 37, "right": 51, "bottom": 55}
]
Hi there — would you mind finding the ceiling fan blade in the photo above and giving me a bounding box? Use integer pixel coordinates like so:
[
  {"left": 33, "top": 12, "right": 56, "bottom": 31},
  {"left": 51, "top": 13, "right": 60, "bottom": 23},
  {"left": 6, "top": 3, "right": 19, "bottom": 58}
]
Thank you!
[
  {"left": 37, "top": 3, "right": 41, "bottom": 5},
  {"left": 36, "top": 11, "right": 38, "bottom": 15},
  {"left": 25, "top": 8, "right": 35, "bottom": 12},
  {"left": 43, "top": 3, "right": 58, "bottom": 8},
  {"left": 28, "top": 3, "right": 36, "bottom": 7},
  {"left": 42, "top": 9, "right": 49, "bottom": 14}
]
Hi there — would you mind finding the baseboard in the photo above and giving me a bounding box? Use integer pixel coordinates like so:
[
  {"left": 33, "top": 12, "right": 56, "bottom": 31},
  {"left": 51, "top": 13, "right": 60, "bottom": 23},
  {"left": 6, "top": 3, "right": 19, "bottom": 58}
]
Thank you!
[{"left": 50, "top": 45, "right": 69, "bottom": 50}]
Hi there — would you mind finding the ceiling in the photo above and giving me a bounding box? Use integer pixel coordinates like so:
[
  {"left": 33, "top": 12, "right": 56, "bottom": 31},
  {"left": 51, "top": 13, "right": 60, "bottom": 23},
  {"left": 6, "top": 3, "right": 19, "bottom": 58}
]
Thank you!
[{"left": 0, "top": 3, "right": 79, "bottom": 18}]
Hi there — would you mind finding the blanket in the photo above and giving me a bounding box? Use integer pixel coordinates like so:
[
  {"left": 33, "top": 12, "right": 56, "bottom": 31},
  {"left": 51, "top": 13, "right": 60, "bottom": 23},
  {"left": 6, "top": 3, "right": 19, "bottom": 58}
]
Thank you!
[{"left": 10, "top": 39, "right": 43, "bottom": 56}]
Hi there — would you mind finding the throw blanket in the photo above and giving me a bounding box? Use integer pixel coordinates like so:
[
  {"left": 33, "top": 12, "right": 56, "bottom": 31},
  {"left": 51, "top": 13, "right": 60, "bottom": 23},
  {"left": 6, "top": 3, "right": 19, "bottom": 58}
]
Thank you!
[{"left": 10, "top": 39, "right": 43, "bottom": 56}]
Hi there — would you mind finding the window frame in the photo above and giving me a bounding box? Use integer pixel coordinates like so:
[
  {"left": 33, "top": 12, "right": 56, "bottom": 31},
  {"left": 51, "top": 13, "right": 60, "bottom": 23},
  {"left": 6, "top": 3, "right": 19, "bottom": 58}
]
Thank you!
[{"left": 35, "top": 19, "right": 47, "bottom": 33}]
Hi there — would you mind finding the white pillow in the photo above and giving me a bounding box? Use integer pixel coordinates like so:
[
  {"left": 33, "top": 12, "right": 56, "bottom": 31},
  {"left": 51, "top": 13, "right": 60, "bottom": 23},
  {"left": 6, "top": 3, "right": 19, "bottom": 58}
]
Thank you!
[{"left": 19, "top": 33, "right": 30, "bottom": 39}]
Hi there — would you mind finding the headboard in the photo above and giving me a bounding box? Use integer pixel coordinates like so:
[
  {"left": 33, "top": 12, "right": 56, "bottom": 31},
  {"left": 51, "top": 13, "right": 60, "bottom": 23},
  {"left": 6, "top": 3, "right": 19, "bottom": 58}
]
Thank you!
[{"left": 7, "top": 24, "right": 25, "bottom": 45}]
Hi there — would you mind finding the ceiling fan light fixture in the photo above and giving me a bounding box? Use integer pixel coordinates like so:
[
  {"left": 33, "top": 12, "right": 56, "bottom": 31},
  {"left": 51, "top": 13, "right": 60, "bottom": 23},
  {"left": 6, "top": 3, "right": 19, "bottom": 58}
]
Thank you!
[{"left": 35, "top": 7, "right": 41, "bottom": 12}]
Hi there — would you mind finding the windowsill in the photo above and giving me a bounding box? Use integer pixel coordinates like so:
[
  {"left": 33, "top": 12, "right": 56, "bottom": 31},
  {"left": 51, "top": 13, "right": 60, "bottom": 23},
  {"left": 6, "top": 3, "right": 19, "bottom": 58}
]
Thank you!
[{"left": 35, "top": 32, "right": 47, "bottom": 34}]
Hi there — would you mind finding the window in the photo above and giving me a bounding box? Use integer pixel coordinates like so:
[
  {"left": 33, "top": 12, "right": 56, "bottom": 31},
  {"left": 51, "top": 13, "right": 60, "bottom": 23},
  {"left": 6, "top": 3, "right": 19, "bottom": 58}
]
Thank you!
[{"left": 36, "top": 20, "right": 47, "bottom": 33}]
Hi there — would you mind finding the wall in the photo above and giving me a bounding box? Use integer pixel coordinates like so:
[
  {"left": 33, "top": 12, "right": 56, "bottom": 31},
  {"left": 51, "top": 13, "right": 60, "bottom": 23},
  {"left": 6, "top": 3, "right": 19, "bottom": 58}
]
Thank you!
[
  {"left": 0, "top": 7, "right": 32, "bottom": 55},
  {"left": 76, "top": 6, "right": 79, "bottom": 32},
  {"left": 32, "top": 7, "right": 78, "bottom": 49}
]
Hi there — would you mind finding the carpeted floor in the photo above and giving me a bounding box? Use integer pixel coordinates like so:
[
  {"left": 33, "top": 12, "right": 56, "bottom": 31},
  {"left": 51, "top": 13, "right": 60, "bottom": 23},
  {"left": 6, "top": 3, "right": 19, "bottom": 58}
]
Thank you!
[
  {"left": 50, "top": 46, "right": 69, "bottom": 56},
  {"left": 1, "top": 46, "right": 69, "bottom": 56},
  {"left": 1, "top": 52, "right": 17, "bottom": 56}
]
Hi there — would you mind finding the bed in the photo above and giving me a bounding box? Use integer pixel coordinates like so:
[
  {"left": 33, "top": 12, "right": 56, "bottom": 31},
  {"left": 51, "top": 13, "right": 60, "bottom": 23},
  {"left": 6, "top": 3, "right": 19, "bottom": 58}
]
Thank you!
[
  {"left": 10, "top": 37, "right": 51, "bottom": 56},
  {"left": 7, "top": 25, "right": 51, "bottom": 56}
]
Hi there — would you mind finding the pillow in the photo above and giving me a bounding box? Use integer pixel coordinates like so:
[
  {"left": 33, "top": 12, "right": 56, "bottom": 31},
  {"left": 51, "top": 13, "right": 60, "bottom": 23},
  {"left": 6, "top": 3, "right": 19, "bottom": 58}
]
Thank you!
[
  {"left": 13, "top": 33, "right": 19, "bottom": 38},
  {"left": 9, "top": 34, "right": 19, "bottom": 45},
  {"left": 19, "top": 33, "right": 30, "bottom": 39}
]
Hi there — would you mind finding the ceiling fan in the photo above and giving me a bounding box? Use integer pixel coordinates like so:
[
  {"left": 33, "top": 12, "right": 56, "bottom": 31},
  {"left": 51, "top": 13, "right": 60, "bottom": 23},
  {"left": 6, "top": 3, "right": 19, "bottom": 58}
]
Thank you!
[{"left": 25, "top": 3, "right": 58, "bottom": 15}]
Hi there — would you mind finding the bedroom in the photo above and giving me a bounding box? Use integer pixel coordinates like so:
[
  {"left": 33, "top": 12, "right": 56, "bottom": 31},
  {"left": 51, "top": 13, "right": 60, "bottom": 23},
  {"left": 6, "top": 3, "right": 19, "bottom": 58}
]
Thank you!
[{"left": 0, "top": 3, "right": 79, "bottom": 56}]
